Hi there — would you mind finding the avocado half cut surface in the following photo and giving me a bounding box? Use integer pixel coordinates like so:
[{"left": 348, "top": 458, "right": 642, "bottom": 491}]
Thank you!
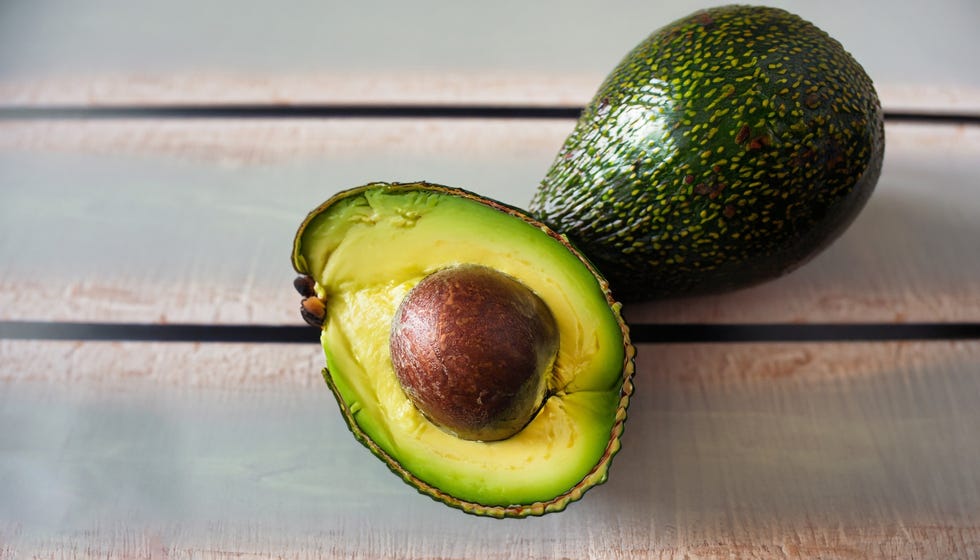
[
  {"left": 292, "top": 182, "right": 635, "bottom": 517},
  {"left": 531, "top": 4, "right": 885, "bottom": 301}
]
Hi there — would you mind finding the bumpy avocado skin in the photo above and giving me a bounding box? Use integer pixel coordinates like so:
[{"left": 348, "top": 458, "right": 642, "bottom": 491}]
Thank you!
[{"left": 531, "top": 5, "right": 885, "bottom": 301}]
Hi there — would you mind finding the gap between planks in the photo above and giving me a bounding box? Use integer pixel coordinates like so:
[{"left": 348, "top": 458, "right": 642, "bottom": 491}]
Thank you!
[{"left": 1, "top": 73, "right": 979, "bottom": 114}]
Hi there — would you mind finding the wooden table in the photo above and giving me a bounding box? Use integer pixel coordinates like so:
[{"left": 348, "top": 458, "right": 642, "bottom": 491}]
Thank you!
[{"left": 2, "top": 2, "right": 979, "bottom": 558}]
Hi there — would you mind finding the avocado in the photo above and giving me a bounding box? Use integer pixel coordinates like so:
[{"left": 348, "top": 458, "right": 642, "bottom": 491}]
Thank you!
[
  {"left": 531, "top": 5, "right": 885, "bottom": 300},
  {"left": 292, "top": 182, "right": 634, "bottom": 517}
]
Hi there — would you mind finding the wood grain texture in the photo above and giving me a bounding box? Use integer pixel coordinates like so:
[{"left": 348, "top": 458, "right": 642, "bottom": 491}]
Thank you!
[
  {"left": 0, "top": 340, "right": 323, "bottom": 387},
  {"left": 1, "top": 1, "right": 979, "bottom": 111},
  {"left": 1, "top": 339, "right": 977, "bottom": 388},
  {"left": 0, "top": 72, "right": 600, "bottom": 107},
  {"left": 0, "top": 118, "right": 575, "bottom": 166},
  {"left": 2, "top": 341, "right": 978, "bottom": 558},
  {"left": 2, "top": 123, "right": 977, "bottom": 324},
  {"left": 3, "top": 526, "right": 979, "bottom": 559}
]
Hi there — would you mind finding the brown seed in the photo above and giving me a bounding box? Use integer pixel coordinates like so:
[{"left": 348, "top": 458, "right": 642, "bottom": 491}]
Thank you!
[
  {"left": 389, "top": 265, "right": 558, "bottom": 441},
  {"left": 294, "top": 275, "right": 317, "bottom": 298},
  {"left": 300, "top": 296, "right": 327, "bottom": 328}
]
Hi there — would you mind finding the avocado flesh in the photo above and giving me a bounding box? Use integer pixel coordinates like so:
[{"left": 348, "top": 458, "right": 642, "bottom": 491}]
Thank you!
[
  {"left": 531, "top": 5, "right": 885, "bottom": 300},
  {"left": 293, "top": 182, "right": 633, "bottom": 516}
]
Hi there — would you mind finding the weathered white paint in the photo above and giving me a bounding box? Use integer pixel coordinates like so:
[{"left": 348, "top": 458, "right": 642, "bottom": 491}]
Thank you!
[
  {"left": 1, "top": 1, "right": 978, "bottom": 107},
  {"left": 1, "top": 124, "right": 977, "bottom": 324},
  {"left": 1, "top": 342, "right": 978, "bottom": 557}
]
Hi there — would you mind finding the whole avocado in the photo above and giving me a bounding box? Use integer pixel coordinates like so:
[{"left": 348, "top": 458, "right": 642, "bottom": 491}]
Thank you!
[{"left": 530, "top": 5, "right": 885, "bottom": 301}]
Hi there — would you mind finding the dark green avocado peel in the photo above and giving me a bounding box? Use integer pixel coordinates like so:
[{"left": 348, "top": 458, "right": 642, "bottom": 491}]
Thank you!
[{"left": 531, "top": 4, "right": 884, "bottom": 300}]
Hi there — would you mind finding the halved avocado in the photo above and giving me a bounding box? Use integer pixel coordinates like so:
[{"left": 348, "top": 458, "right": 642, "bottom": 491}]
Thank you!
[{"left": 292, "top": 182, "right": 634, "bottom": 517}]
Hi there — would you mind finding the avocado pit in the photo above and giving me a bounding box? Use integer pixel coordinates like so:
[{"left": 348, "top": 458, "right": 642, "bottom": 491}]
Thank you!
[{"left": 389, "top": 264, "right": 559, "bottom": 441}]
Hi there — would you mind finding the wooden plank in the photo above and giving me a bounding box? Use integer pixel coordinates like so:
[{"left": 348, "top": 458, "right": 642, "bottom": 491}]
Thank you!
[
  {"left": 0, "top": 340, "right": 324, "bottom": 387},
  {"left": 0, "top": 117, "right": 573, "bottom": 167},
  {"left": 1, "top": 122, "right": 978, "bottom": 324},
  {"left": 1, "top": 1, "right": 978, "bottom": 112},
  {"left": 2, "top": 340, "right": 978, "bottom": 557},
  {"left": 3, "top": 526, "right": 979, "bottom": 559},
  {"left": 2, "top": 337, "right": 974, "bottom": 387}
]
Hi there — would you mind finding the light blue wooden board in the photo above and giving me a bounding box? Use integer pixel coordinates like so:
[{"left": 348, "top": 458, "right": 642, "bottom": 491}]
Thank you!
[
  {"left": 1, "top": 123, "right": 977, "bottom": 323},
  {"left": 1, "top": 1, "right": 978, "bottom": 94},
  {"left": 2, "top": 341, "right": 978, "bottom": 556}
]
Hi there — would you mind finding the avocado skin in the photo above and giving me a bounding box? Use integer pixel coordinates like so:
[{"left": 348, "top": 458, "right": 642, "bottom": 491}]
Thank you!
[{"left": 531, "top": 5, "right": 884, "bottom": 301}]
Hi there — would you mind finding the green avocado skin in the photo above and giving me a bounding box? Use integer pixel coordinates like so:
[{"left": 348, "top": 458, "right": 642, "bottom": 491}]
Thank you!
[{"left": 530, "top": 5, "right": 885, "bottom": 301}]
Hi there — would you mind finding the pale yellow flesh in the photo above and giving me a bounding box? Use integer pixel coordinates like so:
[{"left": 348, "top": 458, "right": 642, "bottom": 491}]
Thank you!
[{"left": 300, "top": 188, "right": 625, "bottom": 506}]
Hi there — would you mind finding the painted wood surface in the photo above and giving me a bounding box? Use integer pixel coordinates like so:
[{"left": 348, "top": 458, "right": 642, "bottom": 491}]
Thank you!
[
  {"left": 1, "top": 123, "right": 978, "bottom": 325},
  {"left": 1, "top": 0, "right": 979, "bottom": 558},
  {"left": 1, "top": 1, "right": 979, "bottom": 111},
  {"left": 2, "top": 341, "right": 979, "bottom": 558}
]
